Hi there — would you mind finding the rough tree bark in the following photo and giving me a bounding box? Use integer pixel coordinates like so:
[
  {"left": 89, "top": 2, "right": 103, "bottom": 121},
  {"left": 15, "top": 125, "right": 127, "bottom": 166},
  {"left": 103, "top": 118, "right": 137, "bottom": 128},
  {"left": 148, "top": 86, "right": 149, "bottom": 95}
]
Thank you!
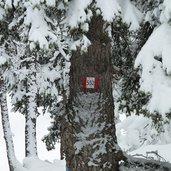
[
  {"left": 61, "top": 16, "right": 123, "bottom": 171},
  {"left": 25, "top": 92, "right": 37, "bottom": 157},
  {"left": 25, "top": 55, "right": 38, "bottom": 157},
  {"left": 0, "top": 77, "right": 17, "bottom": 171}
]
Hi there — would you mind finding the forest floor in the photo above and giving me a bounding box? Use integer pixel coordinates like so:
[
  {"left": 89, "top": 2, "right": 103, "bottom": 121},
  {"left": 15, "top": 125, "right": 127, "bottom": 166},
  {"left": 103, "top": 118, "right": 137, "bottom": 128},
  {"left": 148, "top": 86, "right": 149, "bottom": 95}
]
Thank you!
[{"left": 1, "top": 97, "right": 171, "bottom": 170}]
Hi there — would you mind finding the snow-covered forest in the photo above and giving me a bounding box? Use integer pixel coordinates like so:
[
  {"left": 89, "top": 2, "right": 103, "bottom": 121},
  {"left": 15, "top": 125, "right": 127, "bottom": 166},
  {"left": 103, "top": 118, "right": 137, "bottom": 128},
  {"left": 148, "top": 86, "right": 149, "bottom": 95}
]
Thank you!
[{"left": 1, "top": 0, "right": 171, "bottom": 171}]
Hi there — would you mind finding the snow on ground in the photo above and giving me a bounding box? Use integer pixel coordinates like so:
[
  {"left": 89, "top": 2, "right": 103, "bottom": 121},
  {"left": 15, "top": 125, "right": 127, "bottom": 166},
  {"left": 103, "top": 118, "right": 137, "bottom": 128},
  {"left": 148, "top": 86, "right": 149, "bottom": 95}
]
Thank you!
[
  {"left": 1, "top": 99, "right": 171, "bottom": 170},
  {"left": 22, "top": 157, "right": 66, "bottom": 171},
  {"left": 0, "top": 96, "right": 62, "bottom": 171},
  {"left": 116, "top": 114, "right": 171, "bottom": 169},
  {"left": 130, "top": 144, "right": 171, "bottom": 163}
]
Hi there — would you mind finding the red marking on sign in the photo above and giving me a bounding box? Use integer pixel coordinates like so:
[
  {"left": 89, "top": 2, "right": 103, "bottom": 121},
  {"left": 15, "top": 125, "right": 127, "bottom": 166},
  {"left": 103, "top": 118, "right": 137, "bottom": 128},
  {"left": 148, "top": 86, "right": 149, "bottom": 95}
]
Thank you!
[
  {"left": 94, "top": 78, "right": 99, "bottom": 91},
  {"left": 82, "top": 77, "right": 87, "bottom": 91}
]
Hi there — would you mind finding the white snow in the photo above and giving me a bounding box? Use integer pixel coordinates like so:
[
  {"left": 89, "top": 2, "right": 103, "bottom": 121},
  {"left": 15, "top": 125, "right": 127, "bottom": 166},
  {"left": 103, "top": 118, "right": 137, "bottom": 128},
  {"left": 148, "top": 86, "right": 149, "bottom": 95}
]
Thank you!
[
  {"left": 117, "top": 114, "right": 171, "bottom": 168},
  {"left": 2, "top": 111, "right": 171, "bottom": 171},
  {"left": 65, "top": 0, "right": 142, "bottom": 30},
  {"left": 4, "top": 0, "right": 13, "bottom": 9},
  {"left": 1, "top": 102, "right": 171, "bottom": 170},
  {"left": 0, "top": 48, "right": 9, "bottom": 65},
  {"left": 0, "top": 96, "right": 61, "bottom": 171},
  {"left": 23, "top": 157, "right": 65, "bottom": 171},
  {"left": 24, "top": 6, "right": 57, "bottom": 50},
  {"left": 45, "top": 0, "right": 56, "bottom": 7},
  {"left": 1, "top": 0, "right": 171, "bottom": 170},
  {"left": 73, "top": 93, "right": 109, "bottom": 157},
  {"left": 0, "top": 55, "right": 7, "bottom": 65},
  {"left": 0, "top": 6, "right": 5, "bottom": 20},
  {"left": 28, "top": 0, "right": 43, "bottom": 6},
  {"left": 135, "top": 23, "right": 171, "bottom": 115},
  {"left": 95, "top": 0, "right": 120, "bottom": 22},
  {"left": 119, "top": 0, "right": 143, "bottom": 30},
  {"left": 117, "top": 114, "right": 171, "bottom": 152},
  {"left": 130, "top": 144, "right": 171, "bottom": 162},
  {"left": 66, "top": 0, "right": 92, "bottom": 28},
  {"left": 162, "top": 0, "right": 171, "bottom": 22},
  {"left": 69, "top": 35, "right": 91, "bottom": 51}
]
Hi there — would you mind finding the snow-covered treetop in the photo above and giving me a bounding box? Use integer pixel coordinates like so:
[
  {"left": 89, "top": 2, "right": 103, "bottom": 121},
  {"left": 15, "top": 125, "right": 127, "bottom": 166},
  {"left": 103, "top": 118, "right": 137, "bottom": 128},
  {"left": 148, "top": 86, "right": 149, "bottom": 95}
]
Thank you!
[
  {"left": 24, "top": 4, "right": 57, "bottom": 50},
  {"left": 65, "top": 0, "right": 142, "bottom": 30},
  {"left": 4, "top": 0, "right": 61, "bottom": 51},
  {"left": 64, "top": 0, "right": 143, "bottom": 51},
  {"left": 1, "top": 0, "right": 144, "bottom": 53},
  {"left": 65, "top": 0, "right": 120, "bottom": 29}
]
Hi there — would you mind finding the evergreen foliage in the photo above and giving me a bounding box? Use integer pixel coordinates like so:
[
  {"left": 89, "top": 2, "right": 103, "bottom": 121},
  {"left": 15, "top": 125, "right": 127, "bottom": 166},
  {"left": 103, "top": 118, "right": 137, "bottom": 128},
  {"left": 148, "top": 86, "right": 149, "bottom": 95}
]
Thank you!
[
  {"left": 1, "top": 0, "right": 171, "bottom": 170},
  {"left": 112, "top": 18, "right": 153, "bottom": 118}
]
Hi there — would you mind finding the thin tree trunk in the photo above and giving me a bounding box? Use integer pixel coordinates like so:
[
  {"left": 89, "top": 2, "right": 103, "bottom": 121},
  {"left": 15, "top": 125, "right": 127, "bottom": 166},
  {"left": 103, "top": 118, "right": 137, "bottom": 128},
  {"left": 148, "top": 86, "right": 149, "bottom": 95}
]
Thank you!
[
  {"left": 61, "top": 16, "right": 123, "bottom": 171},
  {"left": 25, "top": 95, "right": 37, "bottom": 157},
  {"left": 0, "top": 78, "right": 17, "bottom": 171},
  {"left": 25, "top": 62, "right": 38, "bottom": 157}
]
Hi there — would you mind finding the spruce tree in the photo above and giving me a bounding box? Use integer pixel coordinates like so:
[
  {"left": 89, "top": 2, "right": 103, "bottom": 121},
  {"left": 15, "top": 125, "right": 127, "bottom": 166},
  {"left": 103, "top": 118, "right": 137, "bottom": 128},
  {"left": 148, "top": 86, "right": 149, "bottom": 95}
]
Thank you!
[
  {"left": 0, "top": 2, "right": 18, "bottom": 170},
  {"left": 45, "top": 1, "right": 124, "bottom": 170},
  {"left": 2, "top": 0, "right": 66, "bottom": 157}
]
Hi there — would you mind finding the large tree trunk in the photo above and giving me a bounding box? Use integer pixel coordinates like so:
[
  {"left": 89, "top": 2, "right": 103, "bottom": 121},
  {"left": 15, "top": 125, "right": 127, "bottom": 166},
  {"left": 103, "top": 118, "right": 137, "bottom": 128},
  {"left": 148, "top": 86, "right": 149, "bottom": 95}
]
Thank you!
[
  {"left": 0, "top": 78, "right": 17, "bottom": 171},
  {"left": 61, "top": 16, "right": 123, "bottom": 171}
]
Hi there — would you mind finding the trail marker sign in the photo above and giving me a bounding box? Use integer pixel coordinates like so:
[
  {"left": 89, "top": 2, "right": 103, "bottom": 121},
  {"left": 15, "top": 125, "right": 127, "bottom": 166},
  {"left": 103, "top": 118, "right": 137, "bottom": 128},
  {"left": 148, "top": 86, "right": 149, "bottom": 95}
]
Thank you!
[{"left": 82, "top": 77, "right": 99, "bottom": 91}]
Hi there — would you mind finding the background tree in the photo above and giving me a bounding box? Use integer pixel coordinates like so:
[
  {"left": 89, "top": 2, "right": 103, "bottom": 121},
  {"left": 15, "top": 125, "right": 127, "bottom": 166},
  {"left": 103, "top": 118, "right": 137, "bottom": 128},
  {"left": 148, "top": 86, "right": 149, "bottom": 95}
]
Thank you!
[
  {"left": 112, "top": 0, "right": 161, "bottom": 118},
  {"left": 0, "top": 2, "right": 18, "bottom": 170},
  {"left": 1, "top": 0, "right": 67, "bottom": 158},
  {"left": 135, "top": 0, "right": 171, "bottom": 123},
  {"left": 0, "top": 52, "right": 17, "bottom": 171},
  {"left": 2, "top": 0, "right": 171, "bottom": 171}
]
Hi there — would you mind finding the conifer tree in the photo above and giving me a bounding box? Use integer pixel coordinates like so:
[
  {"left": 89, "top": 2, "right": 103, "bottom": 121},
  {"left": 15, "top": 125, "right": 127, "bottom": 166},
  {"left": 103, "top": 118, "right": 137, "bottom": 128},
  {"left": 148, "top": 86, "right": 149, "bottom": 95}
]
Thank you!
[
  {"left": 135, "top": 0, "right": 171, "bottom": 122},
  {"left": 2, "top": 0, "right": 171, "bottom": 170},
  {"left": 2, "top": 0, "right": 67, "bottom": 157},
  {"left": 0, "top": 2, "right": 18, "bottom": 170},
  {"left": 0, "top": 56, "right": 17, "bottom": 171}
]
